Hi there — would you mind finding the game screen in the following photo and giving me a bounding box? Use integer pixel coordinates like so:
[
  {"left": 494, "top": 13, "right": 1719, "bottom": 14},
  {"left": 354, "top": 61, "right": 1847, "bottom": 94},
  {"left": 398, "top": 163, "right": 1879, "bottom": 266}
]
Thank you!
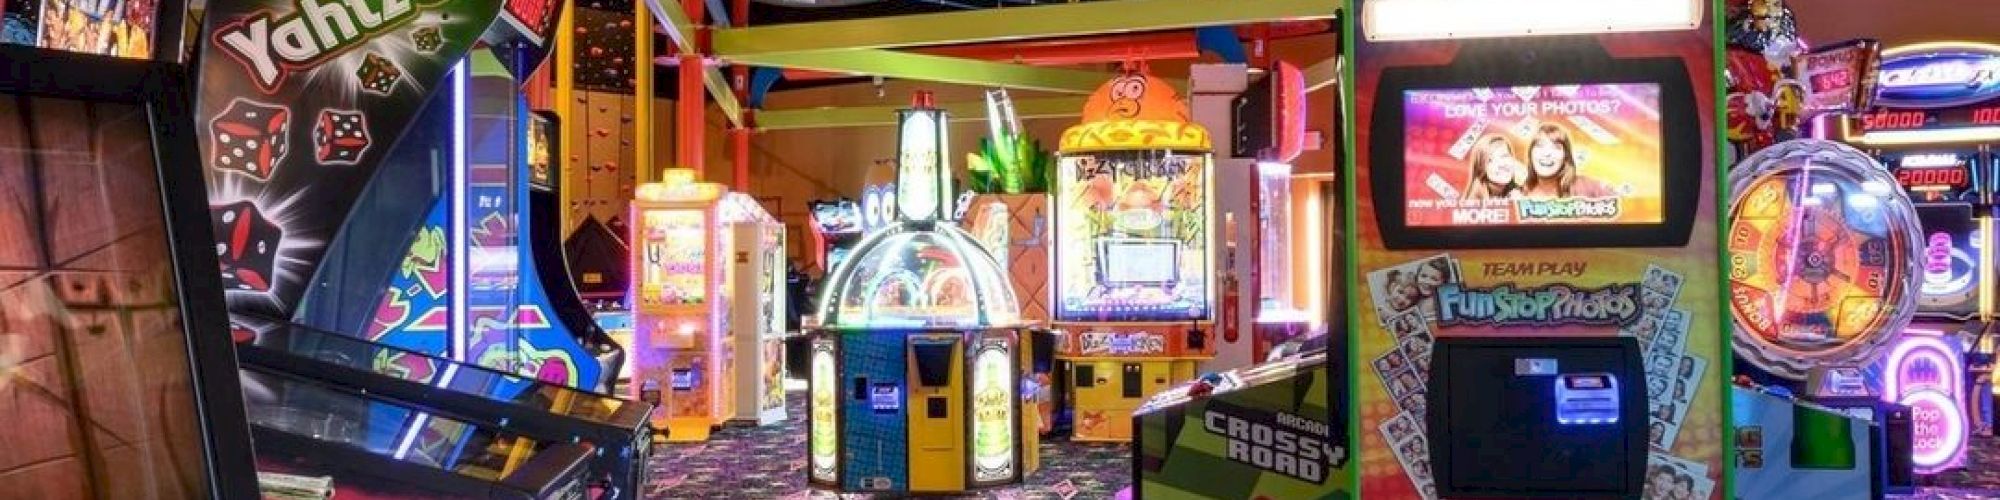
[
  {"left": 1401, "top": 83, "right": 1664, "bottom": 227},
  {"left": 0, "top": 0, "right": 156, "bottom": 58},
  {"left": 0, "top": 97, "right": 211, "bottom": 495},
  {"left": 1099, "top": 239, "right": 1179, "bottom": 285},
  {"left": 527, "top": 113, "right": 554, "bottom": 189},
  {"left": 1053, "top": 151, "right": 1211, "bottom": 322},
  {"left": 809, "top": 200, "right": 862, "bottom": 234}
]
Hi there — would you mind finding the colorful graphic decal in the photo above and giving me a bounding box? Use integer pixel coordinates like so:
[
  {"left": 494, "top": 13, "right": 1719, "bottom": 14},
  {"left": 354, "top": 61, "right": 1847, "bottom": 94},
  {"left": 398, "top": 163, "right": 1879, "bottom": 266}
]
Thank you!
[
  {"left": 1401, "top": 84, "right": 1666, "bottom": 227},
  {"left": 0, "top": 0, "right": 157, "bottom": 58},
  {"left": 809, "top": 341, "right": 839, "bottom": 484},
  {"left": 1884, "top": 334, "right": 1968, "bottom": 473},
  {"left": 195, "top": 0, "right": 501, "bottom": 320},
  {"left": 1727, "top": 143, "right": 1919, "bottom": 381},
  {"left": 1875, "top": 45, "right": 2000, "bottom": 110},
  {"left": 1362, "top": 254, "right": 1710, "bottom": 499},
  {"left": 761, "top": 339, "right": 785, "bottom": 413},
  {"left": 637, "top": 209, "right": 707, "bottom": 307},
  {"left": 1052, "top": 152, "right": 1211, "bottom": 321},
  {"left": 1137, "top": 364, "right": 1344, "bottom": 498},
  {"left": 971, "top": 339, "right": 1016, "bottom": 483},
  {"left": 367, "top": 198, "right": 452, "bottom": 356}
]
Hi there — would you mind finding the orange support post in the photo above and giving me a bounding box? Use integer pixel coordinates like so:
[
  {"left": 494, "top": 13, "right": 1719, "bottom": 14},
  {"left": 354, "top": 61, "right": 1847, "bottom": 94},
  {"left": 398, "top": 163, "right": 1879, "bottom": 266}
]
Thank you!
[
  {"left": 676, "top": 0, "right": 707, "bottom": 178},
  {"left": 730, "top": 0, "right": 751, "bottom": 191}
]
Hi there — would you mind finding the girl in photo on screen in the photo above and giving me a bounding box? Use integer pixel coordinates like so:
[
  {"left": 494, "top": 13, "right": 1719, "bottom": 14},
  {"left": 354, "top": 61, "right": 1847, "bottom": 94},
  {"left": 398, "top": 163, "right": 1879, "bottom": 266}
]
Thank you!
[
  {"left": 1523, "top": 124, "right": 1613, "bottom": 199},
  {"left": 1462, "top": 134, "right": 1526, "bottom": 201}
]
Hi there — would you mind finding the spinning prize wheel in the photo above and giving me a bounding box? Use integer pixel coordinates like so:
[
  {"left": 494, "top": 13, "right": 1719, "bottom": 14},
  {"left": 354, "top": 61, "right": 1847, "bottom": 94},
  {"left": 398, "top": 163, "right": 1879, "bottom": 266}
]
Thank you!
[{"left": 1727, "top": 140, "right": 1923, "bottom": 380}]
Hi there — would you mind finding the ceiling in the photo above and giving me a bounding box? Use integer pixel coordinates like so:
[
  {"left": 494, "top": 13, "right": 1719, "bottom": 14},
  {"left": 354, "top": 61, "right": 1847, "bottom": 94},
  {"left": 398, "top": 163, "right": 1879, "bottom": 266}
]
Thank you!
[{"left": 1790, "top": 0, "right": 2000, "bottom": 48}]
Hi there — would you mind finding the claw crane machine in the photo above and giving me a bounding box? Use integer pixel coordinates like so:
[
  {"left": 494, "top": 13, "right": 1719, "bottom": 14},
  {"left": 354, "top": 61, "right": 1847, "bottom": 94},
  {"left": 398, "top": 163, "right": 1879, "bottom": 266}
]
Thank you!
[
  {"left": 1051, "top": 64, "right": 1218, "bottom": 442},
  {"left": 630, "top": 169, "right": 782, "bottom": 440}
]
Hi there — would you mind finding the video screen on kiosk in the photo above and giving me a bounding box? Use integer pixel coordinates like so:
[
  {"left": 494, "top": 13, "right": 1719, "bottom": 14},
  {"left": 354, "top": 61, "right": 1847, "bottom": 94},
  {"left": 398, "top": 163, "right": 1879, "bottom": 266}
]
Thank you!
[
  {"left": 1369, "top": 54, "right": 1699, "bottom": 250},
  {"left": 1097, "top": 239, "right": 1181, "bottom": 286},
  {"left": 1400, "top": 83, "right": 1665, "bottom": 227}
]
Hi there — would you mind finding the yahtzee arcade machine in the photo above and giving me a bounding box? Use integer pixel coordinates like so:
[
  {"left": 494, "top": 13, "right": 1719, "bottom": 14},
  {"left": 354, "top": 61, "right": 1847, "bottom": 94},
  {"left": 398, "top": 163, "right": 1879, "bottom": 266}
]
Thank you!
[
  {"left": 1349, "top": 1, "right": 1719, "bottom": 498},
  {"left": 806, "top": 92, "right": 1037, "bottom": 494},
  {"left": 1051, "top": 67, "right": 1218, "bottom": 443}
]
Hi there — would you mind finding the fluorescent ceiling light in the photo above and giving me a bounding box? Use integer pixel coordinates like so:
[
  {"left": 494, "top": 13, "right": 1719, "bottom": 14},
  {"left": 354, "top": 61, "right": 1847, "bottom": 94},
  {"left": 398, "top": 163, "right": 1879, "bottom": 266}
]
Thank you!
[{"left": 1364, "top": 0, "right": 1703, "bottom": 42}]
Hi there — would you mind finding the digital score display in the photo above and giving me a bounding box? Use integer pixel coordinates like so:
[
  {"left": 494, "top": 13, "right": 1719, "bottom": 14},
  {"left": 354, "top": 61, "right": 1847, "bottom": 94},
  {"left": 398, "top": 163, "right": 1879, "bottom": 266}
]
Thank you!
[
  {"left": 1886, "top": 152, "right": 1978, "bottom": 203},
  {"left": 1858, "top": 107, "right": 2000, "bottom": 132}
]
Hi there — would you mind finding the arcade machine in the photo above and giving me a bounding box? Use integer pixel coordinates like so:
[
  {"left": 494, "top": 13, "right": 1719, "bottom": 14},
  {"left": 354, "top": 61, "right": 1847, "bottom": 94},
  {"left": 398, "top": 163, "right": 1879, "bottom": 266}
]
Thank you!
[
  {"left": 1051, "top": 66, "right": 1219, "bottom": 442},
  {"left": 528, "top": 110, "right": 630, "bottom": 393},
  {"left": 182, "top": 0, "right": 656, "bottom": 491},
  {"left": 274, "top": 49, "right": 614, "bottom": 392},
  {"left": 215, "top": 47, "right": 655, "bottom": 497},
  {"left": 629, "top": 169, "right": 782, "bottom": 440},
  {"left": 806, "top": 92, "right": 1039, "bottom": 495},
  {"left": 235, "top": 321, "right": 652, "bottom": 497},
  {"left": 1838, "top": 41, "right": 2000, "bottom": 448},
  {"left": 0, "top": 38, "right": 260, "bottom": 497},
  {"left": 1349, "top": 1, "right": 1728, "bottom": 498},
  {"left": 730, "top": 203, "right": 789, "bottom": 426},
  {"left": 1726, "top": 139, "right": 1923, "bottom": 498},
  {"left": 1235, "top": 61, "right": 1317, "bottom": 362},
  {"left": 809, "top": 199, "right": 865, "bottom": 275}
]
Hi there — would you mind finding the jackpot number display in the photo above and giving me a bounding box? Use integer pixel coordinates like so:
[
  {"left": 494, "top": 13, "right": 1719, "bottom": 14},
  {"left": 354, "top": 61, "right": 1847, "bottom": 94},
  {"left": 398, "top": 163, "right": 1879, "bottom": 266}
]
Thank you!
[{"left": 1726, "top": 140, "right": 1921, "bottom": 380}]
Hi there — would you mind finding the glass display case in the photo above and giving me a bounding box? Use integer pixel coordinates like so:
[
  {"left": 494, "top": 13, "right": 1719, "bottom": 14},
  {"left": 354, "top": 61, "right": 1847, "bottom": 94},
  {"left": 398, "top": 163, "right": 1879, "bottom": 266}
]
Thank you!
[{"left": 818, "top": 224, "right": 1022, "bottom": 329}]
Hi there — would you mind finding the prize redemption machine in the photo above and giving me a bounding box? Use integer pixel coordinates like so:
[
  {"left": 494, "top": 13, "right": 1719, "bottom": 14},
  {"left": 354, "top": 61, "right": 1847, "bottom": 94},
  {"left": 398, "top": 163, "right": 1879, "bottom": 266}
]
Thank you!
[
  {"left": 807, "top": 93, "right": 1040, "bottom": 495},
  {"left": 1051, "top": 68, "right": 1219, "bottom": 442},
  {"left": 1351, "top": 2, "right": 1728, "bottom": 498},
  {"left": 630, "top": 169, "right": 789, "bottom": 440},
  {"left": 1726, "top": 140, "right": 1925, "bottom": 498},
  {"left": 0, "top": 41, "right": 260, "bottom": 497}
]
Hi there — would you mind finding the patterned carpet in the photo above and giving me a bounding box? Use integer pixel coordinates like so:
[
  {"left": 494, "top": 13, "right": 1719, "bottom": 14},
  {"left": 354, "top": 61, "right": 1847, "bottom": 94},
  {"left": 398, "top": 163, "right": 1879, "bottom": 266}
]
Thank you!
[
  {"left": 645, "top": 391, "right": 1130, "bottom": 499},
  {"left": 1893, "top": 436, "right": 2000, "bottom": 499},
  {"left": 647, "top": 391, "right": 2000, "bottom": 499}
]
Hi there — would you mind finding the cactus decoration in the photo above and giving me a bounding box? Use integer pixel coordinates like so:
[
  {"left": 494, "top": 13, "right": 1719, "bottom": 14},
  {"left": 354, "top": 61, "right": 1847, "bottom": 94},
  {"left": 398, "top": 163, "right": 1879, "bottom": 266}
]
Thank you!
[{"left": 966, "top": 89, "right": 1054, "bottom": 194}]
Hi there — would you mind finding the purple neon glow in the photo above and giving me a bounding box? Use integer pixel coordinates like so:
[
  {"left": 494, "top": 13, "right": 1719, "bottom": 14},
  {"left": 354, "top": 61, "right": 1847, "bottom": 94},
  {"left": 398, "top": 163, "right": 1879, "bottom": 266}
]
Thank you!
[{"left": 1883, "top": 333, "right": 1968, "bottom": 473}]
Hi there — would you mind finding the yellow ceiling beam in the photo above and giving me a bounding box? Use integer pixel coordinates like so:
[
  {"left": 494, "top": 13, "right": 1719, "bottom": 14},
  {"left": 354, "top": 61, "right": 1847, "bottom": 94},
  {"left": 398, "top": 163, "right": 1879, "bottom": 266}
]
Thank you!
[
  {"left": 643, "top": 0, "right": 744, "bottom": 127},
  {"left": 713, "top": 0, "right": 1336, "bottom": 56},
  {"left": 757, "top": 96, "right": 1088, "bottom": 131},
  {"left": 726, "top": 49, "right": 1137, "bottom": 94}
]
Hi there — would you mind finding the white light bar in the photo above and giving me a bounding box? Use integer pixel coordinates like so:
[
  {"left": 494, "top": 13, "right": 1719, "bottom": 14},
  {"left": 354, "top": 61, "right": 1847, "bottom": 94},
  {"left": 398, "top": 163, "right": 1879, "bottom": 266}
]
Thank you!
[
  {"left": 1853, "top": 126, "right": 2000, "bottom": 146},
  {"left": 1363, "top": 0, "right": 1703, "bottom": 42}
]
